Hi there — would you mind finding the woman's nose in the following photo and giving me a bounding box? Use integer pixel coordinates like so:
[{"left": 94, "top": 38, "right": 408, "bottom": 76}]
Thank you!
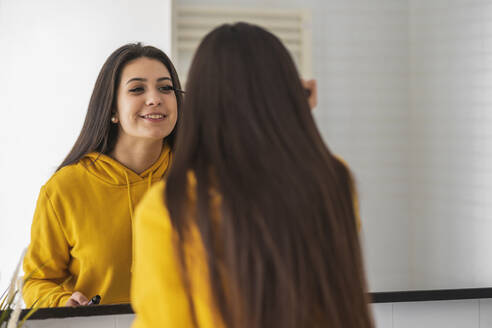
[{"left": 145, "top": 92, "right": 162, "bottom": 106}]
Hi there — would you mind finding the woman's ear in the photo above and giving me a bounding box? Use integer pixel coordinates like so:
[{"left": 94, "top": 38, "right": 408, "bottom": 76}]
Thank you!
[{"left": 111, "top": 113, "right": 119, "bottom": 123}]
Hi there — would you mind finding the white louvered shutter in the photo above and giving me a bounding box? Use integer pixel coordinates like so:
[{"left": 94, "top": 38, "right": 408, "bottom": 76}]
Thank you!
[{"left": 172, "top": 4, "right": 312, "bottom": 84}]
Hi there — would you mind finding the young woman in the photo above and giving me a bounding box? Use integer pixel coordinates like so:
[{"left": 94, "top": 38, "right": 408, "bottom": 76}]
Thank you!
[
  {"left": 131, "top": 23, "right": 372, "bottom": 328},
  {"left": 23, "top": 43, "right": 183, "bottom": 307}
]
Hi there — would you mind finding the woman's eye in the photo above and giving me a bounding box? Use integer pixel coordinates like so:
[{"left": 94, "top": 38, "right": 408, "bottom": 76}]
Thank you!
[
  {"left": 159, "top": 85, "right": 174, "bottom": 93},
  {"left": 129, "top": 87, "right": 144, "bottom": 93}
]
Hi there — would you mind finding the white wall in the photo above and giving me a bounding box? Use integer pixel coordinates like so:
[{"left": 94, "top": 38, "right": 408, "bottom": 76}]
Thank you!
[
  {"left": 0, "top": 0, "right": 172, "bottom": 294},
  {"left": 409, "top": 0, "right": 492, "bottom": 289},
  {"left": 316, "top": 0, "right": 411, "bottom": 292}
]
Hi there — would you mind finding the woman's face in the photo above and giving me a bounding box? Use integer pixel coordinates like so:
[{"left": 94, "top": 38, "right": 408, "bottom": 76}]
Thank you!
[{"left": 114, "top": 57, "right": 178, "bottom": 142}]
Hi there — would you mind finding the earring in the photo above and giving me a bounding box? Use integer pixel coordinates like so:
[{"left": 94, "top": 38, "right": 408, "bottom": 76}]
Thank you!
[{"left": 111, "top": 116, "right": 118, "bottom": 123}]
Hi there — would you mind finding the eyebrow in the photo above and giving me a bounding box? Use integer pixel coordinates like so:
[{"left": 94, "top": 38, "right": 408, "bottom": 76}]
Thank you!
[{"left": 126, "top": 77, "right": 172, "bottom": 85}]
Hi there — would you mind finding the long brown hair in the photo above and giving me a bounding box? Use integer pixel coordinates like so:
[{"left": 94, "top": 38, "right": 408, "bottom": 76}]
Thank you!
[
  {"left": 57, "top": 43, "right": 183, "bottom": 171},
  {"left": 166, "top": 23, "right": 373, "bottom": 328}
]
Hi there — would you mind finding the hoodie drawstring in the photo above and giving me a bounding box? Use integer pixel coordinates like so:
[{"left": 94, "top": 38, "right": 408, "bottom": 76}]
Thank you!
[
  {"left": 124, "top": 171, "right": 135, "bottom": 273},
  {"left": 126, "top": 170, "right": 155, "bottom": 274},
  {"left": 147, "top": 171, "right": 153, "bottom": 191},
  {"left": 124, "top": 171, "right": 134, "bottom": 220}
]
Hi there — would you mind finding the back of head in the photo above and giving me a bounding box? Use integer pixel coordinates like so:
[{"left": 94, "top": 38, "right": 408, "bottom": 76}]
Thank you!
[{"left": 166, "top": 23, "right": 373, "bottom": 328}]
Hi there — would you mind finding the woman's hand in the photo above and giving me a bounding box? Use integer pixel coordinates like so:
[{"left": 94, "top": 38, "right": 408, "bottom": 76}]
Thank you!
[
  {"left": 65, "top": 291, "right": 89, "bottom": 307},
  {"left": 301, "top": 79, "right": 318, "bottom": 110}
]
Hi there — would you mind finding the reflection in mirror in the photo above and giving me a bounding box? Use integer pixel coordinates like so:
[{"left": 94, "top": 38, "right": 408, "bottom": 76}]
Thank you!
[
  {"left": 1, "top": 0, "right": 492, "bottom": 311},
  {"left": 22, "top": 47, "right": 181, "bottom": 308},
  {"left": 0, "top": 0, "right": 175, "bottom": 307}
]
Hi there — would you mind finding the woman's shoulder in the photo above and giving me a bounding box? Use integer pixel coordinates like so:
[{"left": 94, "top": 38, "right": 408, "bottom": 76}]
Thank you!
[
  {"left": 332, "top": 154, "right": 361, "bottom": 231},
  {"left": 332, "top": 154, "right": 358, "bottom": 183},
  {"left": 135, "top": 173, "right": 197, "bottom": 227},
  {"left": 42, "top": 162, "right": 88, "bottom": 195},
  {"left": 332, "top": 154, "right": 350, "bottom": 170}
]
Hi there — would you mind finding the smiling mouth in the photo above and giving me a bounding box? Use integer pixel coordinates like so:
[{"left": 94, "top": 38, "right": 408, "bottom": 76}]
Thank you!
[{"left": 140, "top": 114, "right": 166, "bottom": 119}]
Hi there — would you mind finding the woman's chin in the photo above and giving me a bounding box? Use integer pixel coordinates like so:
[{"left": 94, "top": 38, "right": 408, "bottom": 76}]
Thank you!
[{"left": 143, "top": 132, "right": 171, "bottom": 142}]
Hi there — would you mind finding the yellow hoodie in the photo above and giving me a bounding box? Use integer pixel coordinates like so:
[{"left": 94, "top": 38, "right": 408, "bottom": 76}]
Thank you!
[
  {"left": 131, "top": 178, "right": 222, "bottom": 328},
  {"left": 131, "top": 162, "right": 361, "bottom": 328},
  {"left": 23, "top": 144, "right": 171, "bottom": 307}
]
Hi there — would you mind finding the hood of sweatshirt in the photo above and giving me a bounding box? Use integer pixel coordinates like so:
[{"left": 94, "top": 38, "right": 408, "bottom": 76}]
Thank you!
[{"left": 79, "top": 143, "right": 172, "bottom": 186}]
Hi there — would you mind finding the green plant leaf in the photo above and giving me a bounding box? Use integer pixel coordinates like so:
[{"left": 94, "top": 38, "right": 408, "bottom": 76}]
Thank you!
[{"left": 0, "top": 308, "right": 11, "bottom": 325}]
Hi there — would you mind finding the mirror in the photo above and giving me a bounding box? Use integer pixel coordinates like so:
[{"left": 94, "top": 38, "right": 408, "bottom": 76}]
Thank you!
[{"left": 1, "top": 0, "right": 491, "bottom": 307}]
